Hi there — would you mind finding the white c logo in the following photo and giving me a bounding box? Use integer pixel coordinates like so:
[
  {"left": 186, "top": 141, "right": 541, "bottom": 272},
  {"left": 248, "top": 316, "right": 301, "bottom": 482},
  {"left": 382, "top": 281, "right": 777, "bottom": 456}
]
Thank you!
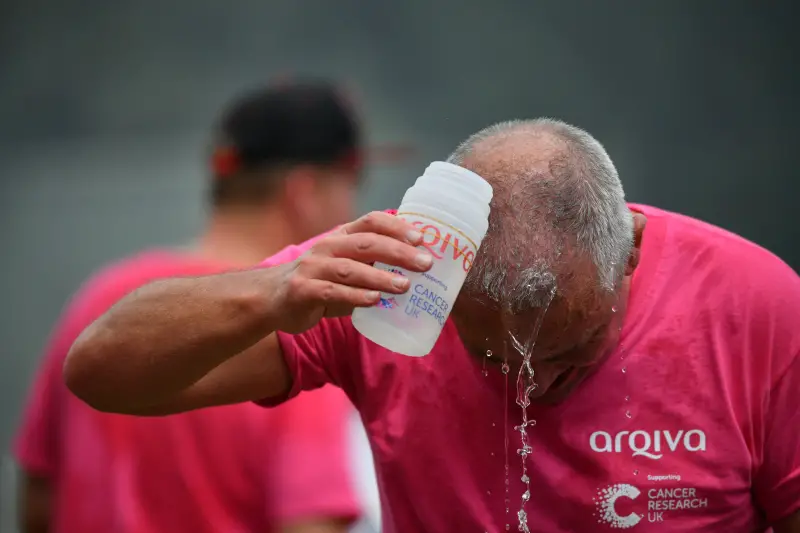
[{"left": 595, "top": 483, "right": 642, "bottom": 529}]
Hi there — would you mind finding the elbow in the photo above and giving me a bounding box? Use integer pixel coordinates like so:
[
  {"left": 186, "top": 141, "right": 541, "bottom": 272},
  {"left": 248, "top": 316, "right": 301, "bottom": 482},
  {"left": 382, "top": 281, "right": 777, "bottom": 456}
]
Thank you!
[{"left": 63, "top": 323, "right": 125, "bottom": 413}]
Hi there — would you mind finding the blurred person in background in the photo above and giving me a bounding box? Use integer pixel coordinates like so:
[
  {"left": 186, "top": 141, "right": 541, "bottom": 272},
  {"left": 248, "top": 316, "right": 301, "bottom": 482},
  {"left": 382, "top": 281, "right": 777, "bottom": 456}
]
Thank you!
[{"left": 14, "top": 80, "right": 365, "bottom": 533}]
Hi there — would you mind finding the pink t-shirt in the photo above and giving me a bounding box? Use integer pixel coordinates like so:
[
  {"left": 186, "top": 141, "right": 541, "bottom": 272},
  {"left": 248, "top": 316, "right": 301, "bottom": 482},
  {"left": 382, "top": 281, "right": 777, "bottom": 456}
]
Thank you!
[
  {"left": 15, "top": 250, "right": 359, "bottom": 533},
  {"left": 260, "top": 204, "right": 800, "bottom": 532}
]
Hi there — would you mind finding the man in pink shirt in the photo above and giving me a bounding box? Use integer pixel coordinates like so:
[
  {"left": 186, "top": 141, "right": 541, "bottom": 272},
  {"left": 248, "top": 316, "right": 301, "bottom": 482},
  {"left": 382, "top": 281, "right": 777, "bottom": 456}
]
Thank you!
[
  {"left": 15, "top": 80, "right": 364, "bottom": 533},
  {"left": 64, "top": 119, "right": 800, "bottom": 532}
]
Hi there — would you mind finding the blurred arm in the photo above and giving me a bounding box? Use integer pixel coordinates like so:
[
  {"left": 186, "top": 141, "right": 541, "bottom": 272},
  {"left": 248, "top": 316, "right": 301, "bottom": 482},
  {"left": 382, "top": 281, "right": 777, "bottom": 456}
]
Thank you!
[
  {"left": 18, "top": 473, "right": 51, "bottom": 533},
  {"left": 14, "top": 308, "right": 81, "bottom": 533}
]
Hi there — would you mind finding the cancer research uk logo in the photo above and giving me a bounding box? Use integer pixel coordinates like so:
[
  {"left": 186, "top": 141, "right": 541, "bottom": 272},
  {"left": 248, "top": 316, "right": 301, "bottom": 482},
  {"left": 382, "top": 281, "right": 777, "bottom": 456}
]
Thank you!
[
  {"left": 593, "top": 482, "right": 710, "bottom": 528},
  {"left": 590, "top": 428, "right": 709, "bottom": 528},
  {"left": 594, "top": 484, "right": 643, "bottom": 528},
  {"left": 377, "top": 296, "right": 399, "bottom": 309}
]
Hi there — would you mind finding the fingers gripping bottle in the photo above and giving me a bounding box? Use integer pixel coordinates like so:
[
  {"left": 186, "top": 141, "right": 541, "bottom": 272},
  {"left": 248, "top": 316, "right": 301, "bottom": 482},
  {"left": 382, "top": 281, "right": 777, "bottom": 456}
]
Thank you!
[{"left": 351, "top": 161, "right": 493, "bottom": 356}]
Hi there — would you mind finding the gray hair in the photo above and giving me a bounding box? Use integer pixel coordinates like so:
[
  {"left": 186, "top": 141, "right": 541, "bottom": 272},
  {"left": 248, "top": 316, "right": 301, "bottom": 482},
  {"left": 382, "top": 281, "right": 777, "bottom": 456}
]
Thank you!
[{"left": 448, "top": 118, "right": 633, "bottom": 311}]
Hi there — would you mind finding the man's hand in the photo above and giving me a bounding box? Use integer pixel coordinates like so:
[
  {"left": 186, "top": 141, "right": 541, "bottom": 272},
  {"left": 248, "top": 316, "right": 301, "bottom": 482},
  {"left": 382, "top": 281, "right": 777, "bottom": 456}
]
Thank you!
[{"left": 271, "top": 211, "right": 432, "bottom": 334}]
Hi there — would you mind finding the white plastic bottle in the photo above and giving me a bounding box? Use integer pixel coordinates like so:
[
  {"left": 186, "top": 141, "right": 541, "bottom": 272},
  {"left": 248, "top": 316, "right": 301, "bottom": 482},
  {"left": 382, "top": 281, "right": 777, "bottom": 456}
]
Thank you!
[{"left": 351, "top": 161, "right": 493, "bottom": 356}]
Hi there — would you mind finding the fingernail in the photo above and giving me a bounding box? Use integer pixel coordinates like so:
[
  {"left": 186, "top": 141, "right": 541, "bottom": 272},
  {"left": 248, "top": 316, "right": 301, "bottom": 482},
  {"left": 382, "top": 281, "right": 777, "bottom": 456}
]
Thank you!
[
  {"left": 415, "top": 253, "right": 433, "bottom": 268},
  {"left": 392, "top": 276, "right": 409, "bottom": 289},
  {"left": 365, "top": 291, "right": 380, "bottom": 302},
  {"left": 407, "top": 230, "right": 422, "bottom": 243}
]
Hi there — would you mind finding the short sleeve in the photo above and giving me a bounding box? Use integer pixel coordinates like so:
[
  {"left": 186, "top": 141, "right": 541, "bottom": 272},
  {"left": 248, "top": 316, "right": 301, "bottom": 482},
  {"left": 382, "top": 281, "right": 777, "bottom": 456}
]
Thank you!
[
  {"left": 258, "top": 319, "right": 358, "bottom": 406},
  {"left": 266, "top": 385, "right": 360, "bottom": 525},
  {"left": 753, "top": 352, "right": 800, "bottom": 523}
]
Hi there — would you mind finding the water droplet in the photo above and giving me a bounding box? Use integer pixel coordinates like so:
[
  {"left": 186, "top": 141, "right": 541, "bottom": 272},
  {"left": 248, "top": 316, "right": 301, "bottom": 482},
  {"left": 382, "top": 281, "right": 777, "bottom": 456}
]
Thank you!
[
  {"left": 481, "top": 369, "right": 489, "bottom": 377},
  {"left": 624, "top": 395, "right": 630, "bottom": 402},
  {"left": 487, "top": 490, "right": 492, "bottom": 495},
  {"left": 486, "top": 349, "right": 493, "bottom": 357},
  {"left": 621, "top": 366, "right": 627, "bottom": 373},
  {"left": 492, "top": 422, "right": 496, "bottom": 427},
  {"left": 633, "top": 469, "right": 639, "bottom": 475},
  {"left": 501, "top": 363, "right": 510, "bottom": 374},
  {"left": 505, "top": 525, "right": 510, "bottom": 531},
  {"left": 625, "top": 410, "right": 632, "bottom": 419},
  {"left": 611, "top": 305, "right": 618, "bottom": 313}
]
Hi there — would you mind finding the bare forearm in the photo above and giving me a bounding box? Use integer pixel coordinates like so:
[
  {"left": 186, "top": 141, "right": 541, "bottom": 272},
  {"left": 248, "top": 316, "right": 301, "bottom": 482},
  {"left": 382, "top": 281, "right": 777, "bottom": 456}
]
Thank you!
[
  {"left": 64, "top": 212, "right": 427, "bottom": 415},
  {"left": 64, "top": 268, "right": 282, "bottom": 412}
]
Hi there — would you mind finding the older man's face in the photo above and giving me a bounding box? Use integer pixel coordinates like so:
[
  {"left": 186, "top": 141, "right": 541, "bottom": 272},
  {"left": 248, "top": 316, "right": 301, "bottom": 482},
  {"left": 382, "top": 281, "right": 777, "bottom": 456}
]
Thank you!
[{"left": 451, "top": 278, "right": 626, "bottom": 403}]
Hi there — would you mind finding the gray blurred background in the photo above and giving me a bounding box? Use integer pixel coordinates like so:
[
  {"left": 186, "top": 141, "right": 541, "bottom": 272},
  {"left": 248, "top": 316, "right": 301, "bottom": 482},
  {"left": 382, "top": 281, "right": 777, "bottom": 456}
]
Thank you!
[{"left": 0, "top": 1, "right": 798, "bottom": 529}]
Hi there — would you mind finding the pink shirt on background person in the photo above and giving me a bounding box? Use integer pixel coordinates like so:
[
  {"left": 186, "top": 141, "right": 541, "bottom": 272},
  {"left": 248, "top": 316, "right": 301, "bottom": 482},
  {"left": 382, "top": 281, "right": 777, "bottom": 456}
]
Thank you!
[
  {"left": 15, "top": 251, "right": 359, "bottom": 533},
  {"left": 259, "top": 204, "right": 800, "bottom": 532}
]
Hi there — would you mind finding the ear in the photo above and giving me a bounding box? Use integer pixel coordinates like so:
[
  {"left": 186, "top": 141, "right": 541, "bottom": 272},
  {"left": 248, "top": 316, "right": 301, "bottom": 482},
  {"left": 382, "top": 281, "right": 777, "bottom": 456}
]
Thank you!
[{"left": 625, "top": 212, "right": 647, "bottom": 277}]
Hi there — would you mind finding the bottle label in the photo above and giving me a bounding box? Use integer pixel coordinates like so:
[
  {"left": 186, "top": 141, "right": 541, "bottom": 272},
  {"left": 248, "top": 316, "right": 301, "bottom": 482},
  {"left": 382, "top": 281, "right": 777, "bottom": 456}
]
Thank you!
[{"left": 370, "top": 212, "right": 478, "bottom": 333}]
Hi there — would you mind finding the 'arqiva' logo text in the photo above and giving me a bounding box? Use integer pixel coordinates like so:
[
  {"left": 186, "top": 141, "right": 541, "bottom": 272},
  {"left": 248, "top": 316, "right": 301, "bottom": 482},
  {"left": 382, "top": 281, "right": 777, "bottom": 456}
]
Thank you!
[
  {"left": 590, "top": 429, "right": 706, "bottom": 460},
  {"left": 405, "top": 219, "right": 476, "bottom": 273}
]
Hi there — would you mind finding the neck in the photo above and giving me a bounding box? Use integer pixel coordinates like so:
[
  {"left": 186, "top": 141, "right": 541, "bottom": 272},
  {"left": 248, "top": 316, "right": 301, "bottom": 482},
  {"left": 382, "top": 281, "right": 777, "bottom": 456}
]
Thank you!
[{"left": 193, "top": 207, "right": 299, "bottom": 267}]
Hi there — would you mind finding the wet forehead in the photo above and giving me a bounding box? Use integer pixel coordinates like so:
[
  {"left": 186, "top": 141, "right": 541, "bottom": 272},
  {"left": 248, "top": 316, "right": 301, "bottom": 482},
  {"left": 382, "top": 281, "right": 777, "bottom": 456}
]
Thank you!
[{"left": 459, "top": 274, "right": 615, "bottom": 357}]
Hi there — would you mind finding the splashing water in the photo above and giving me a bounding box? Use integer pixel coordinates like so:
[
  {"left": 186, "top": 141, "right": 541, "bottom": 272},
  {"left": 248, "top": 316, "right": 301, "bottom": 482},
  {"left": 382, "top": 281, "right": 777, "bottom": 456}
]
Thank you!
[
  {"left": 482, "top": 349, "right": 494, "bottom": 377},
  {"left": 503, "top": 287, "right": 557, "bottom": 532}
]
